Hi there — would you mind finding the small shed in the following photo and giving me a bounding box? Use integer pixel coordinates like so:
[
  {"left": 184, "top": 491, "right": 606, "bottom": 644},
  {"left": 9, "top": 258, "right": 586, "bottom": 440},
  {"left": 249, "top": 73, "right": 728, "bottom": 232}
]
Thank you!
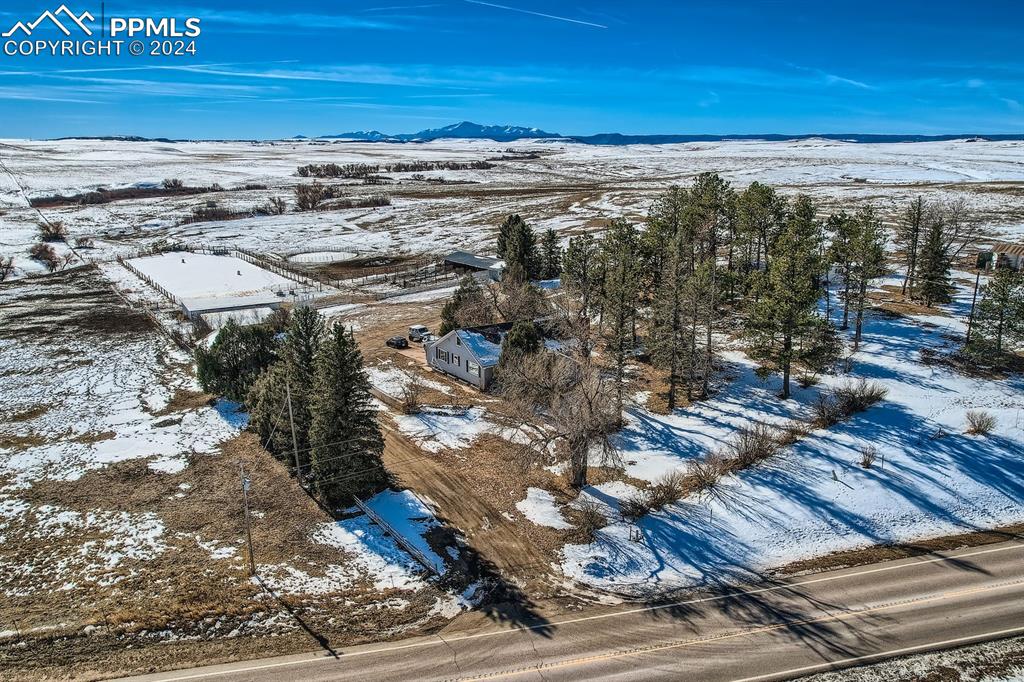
[
  {"left": 978, "top": 242, "right": 1024, "bottom": 271},
  {"left": 442, "top": 251, "right": 500, "bottom": 277}
]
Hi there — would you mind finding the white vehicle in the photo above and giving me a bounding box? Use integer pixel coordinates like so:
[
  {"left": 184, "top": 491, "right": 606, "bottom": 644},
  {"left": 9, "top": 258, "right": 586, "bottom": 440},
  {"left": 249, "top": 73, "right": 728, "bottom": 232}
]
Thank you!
[{"left": 408, "top": 324, "right": 430, "bottom": 342}]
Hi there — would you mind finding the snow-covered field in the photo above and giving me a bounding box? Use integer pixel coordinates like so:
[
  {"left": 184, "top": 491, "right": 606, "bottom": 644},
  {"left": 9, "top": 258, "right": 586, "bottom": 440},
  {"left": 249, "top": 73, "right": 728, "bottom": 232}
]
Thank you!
[
  {"left": 3, "top": 138, "right": 1024, "bottom": 281},
  {"left": 554, "top": 276, "right": 1024, "bottom": 595}
]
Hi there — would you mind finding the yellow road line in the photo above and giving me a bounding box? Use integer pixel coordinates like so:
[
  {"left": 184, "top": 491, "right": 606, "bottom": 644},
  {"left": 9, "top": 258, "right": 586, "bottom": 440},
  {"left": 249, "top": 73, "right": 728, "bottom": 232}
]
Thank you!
[
  {"left": 456, "top": 580, "right": 1024, "bottom": 680},
  {"left": 142, "top": 542, "right": 1024, "bottom": 682}
]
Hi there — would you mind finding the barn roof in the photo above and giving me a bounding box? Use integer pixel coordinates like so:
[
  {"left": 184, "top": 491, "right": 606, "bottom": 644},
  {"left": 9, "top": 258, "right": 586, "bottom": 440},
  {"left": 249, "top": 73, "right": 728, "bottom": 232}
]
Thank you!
[
  {"left": 992, "top": 241, "right": 1024, "bottom": 258},
  {"left": 443, "top": 251, "right": 500, "bottom": 270}
]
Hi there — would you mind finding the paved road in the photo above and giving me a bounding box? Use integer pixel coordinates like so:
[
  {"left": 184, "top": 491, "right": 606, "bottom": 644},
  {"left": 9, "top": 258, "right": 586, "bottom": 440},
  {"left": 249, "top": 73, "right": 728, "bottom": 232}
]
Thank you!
[{"left": 120, "top": 540, "right": 1024, "bottom": 682}]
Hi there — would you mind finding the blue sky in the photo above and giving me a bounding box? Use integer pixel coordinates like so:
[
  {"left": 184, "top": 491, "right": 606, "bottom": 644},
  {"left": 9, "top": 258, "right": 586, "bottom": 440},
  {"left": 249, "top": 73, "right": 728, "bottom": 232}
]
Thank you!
[{"left": 2, "top": 0, "right": 1023, "bottom": 138}]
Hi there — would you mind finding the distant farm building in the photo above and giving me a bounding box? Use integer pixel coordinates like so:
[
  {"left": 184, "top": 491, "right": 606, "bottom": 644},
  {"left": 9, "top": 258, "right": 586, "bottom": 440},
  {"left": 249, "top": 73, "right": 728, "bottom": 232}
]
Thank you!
[
  {"left": 441, "top": 251, "right": 504, "bottom": 281},
  {"left": 980, "top": 242, "right": 1024, "bottom": 271}
]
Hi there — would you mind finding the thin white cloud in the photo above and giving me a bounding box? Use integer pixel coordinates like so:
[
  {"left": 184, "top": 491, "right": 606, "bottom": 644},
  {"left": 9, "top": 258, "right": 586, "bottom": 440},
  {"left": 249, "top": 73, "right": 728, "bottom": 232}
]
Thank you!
[{"left": 463, "top": 0, "right": 607, "bottom": 29}]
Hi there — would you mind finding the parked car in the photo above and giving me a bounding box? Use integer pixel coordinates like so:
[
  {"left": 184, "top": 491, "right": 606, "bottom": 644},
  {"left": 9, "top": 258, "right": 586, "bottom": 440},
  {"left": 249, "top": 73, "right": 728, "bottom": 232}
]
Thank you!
[
  {"left": 420, "top": 333, "right": 437, "bottom": 344},
  {"left": 386, "top": 336, "right": 409, "bottom": 349},
  {"left": 408, "top": 324, "right": 430, "bottom": 342}
]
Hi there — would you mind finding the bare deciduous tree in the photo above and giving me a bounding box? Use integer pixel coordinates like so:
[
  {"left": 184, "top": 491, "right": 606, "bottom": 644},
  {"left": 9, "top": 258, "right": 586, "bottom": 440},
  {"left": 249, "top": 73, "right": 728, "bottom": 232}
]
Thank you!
[{"left": 500, "top": 351, "right": 619, "bottom": 489}]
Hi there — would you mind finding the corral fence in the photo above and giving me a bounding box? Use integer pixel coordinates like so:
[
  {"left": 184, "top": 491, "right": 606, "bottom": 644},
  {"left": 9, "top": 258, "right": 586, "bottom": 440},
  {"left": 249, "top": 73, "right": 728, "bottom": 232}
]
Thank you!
[{"left": 352, "top": 495, "right": 443, "bottom": 577}]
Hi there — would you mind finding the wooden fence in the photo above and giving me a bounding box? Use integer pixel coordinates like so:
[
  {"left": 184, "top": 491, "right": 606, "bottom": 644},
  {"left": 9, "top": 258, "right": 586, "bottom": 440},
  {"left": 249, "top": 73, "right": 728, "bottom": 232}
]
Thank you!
[{"left": 352, "top": 495, "right": 442, "bottom": 577}]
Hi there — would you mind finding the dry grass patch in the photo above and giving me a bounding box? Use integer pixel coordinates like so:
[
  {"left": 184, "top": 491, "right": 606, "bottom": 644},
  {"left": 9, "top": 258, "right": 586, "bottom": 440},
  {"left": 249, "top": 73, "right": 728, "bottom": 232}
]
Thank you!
[{"left": 965, "top": 410, "right": 998, "bottom": 436}]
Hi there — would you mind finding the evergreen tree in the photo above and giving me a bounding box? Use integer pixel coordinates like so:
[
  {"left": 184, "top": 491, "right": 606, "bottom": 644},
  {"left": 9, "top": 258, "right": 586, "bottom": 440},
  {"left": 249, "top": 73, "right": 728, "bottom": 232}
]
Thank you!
[
  {"left": 562, "top": 233, "right": 602, "bottom": 318},
  {"left": 848, "top": 207, "right": 887, "bottom": 350},
  {"left": 642, "top": 186, "right": 688, "bottom": 290},
  {"left": 746, "top": 195, "right": 822, "bottom": 399},
  {"left": 799, "top": 317, "right": 844, "bottom": 374},
  {"left": 196, "top": 320, "right": 278, "bottom": 402},
  {"left": 440, "top": 274, "right": 494, "bottom": 335},
  {"left": 496, "top": 214, "right": 526, "bottom": 260},
  {"left": 897, "top": 197, "right": 926, "bottom": 297},
  {"left": 687, "top": 172, "right": 733, "bottom": 397},
  {"left": 971, "top": 267, "right": 1024, "bottom": 355},
  {"left": 280, "top": 306, "right": 325, "bottom": 471},
  {"left": 308, "top": 325, "right": 387, "bottom": 507},
  {"left": 736, "top": 181, "right": 786, "bottom": 274},
  {"left": 246, "top": 362, "right": 291, "bottom": 460},
  {"left": 502, "top": 216, "right": 540, "bottom": 280},
  {"left": 649, "top": 231, "right": 690, "bottom": 410},
  {"left": 826, "top": 211, "right": 857, "bottom": 329},
  {"left": 600, "top": 218, "right": 641, "bottom": 416},
  {"left": 917, "top": 218, "right": 952, "bottom": 307},
  {"left": 539, "top": 228, "right": 563, "bottom": 279},
  {"left": 498, "top": 319, "right": 542, "bottom": 368}
]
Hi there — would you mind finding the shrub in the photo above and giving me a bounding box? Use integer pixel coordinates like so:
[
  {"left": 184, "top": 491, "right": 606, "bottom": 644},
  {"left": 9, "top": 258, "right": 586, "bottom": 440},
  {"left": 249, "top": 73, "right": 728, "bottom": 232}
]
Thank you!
[
  {"left": 28, "top": 242, "right": 59, "bottom": 271},
  {"left": 687, "top": 452, "right": 727, "bottom": 494},
  {"left": 811, "top": 393, "right": 843, "bottom": 428},
  {"left": 776, "top": 420, "right": 810, "bottom": 446},
  {"left": 266, "top": 196, "right": 287, "bottom": 215},
  {"left": 0, "top": 256, "right": 15, "bottom": 282},
  {"left": 567, "top": 498, "right": 607, "bottom": 544},
  {"left": 619, "top": 495, "right": 649, "bottom": 522},
  {"left": 162, "top": 178, "right": 184, "bottom": 189},
  {"left": 728, "top": 423, "right": 780, "bottom": 468},
  {"left": 294, "top": 182, "right": 330, "bottom": 211},
  {"left": 965, "top": 410, "right": 997, "bottom": 436},
  {"left": 797, "top": 372, "right": 820, "bottom": 389},
  {"left": 37, "top": 220, "right": 67, "bottom": 242},
  {"left": 646, "top": 470, "right": 688, "bottom": 509},
  {"left": 74, "top": 236, "right": 95, "bottom": 249},
  {"left": 859, "top": 444, "right": 878, "bottom": 469},
  {"left": 834, "top": 378, "right": 888, "bottom": 415}
]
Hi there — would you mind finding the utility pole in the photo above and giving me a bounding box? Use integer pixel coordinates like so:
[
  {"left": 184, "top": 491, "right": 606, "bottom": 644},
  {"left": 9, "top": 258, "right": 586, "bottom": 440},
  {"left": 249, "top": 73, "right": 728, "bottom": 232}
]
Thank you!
[
  {"left": 286, "top": 378, "right": 302, "bottom": 486},
  {"left": 239, "top": 462, "right": 256, "bottom": 577},
  {"left": 965, "top": 269, "right": 981, "bottom": 346}
]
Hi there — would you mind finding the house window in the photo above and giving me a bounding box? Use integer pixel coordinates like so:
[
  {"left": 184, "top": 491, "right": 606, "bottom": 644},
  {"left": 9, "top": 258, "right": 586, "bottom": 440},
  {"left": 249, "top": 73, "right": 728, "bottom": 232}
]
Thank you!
[
  {"left": 452, "top": 354, "right": 460, "bottom": 367},
  {"left": 435, "top": 347, "right": 450, "bottom": 363},
  {"left": 467, "top": 360, "right": 480, "bottom": 377},
  {"left": 455, "top": 336, "right": 462, "bottom": 346}
]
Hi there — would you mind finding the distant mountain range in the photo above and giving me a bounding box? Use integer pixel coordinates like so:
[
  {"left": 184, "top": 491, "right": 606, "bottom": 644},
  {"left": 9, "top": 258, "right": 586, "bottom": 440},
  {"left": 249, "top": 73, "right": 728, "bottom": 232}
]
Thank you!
[
  {"left": 50, "top": 123, "right": 1024, "bottom": 146},
  {"left": 314, "top": 121, "right": 1024, "bottom": 145},
  {"left": 323, "top": 121, "right": 563, "bottom": 142}
]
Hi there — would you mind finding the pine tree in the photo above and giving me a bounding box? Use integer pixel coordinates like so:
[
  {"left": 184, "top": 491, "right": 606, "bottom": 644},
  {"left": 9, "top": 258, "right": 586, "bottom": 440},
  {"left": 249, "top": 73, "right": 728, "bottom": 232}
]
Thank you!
[
  {"left": 897, "top": 197, "right": 926, "bottom": 297},
  {"left": 642, "top": 186, "right": 688, "bottom": 290},
  {"left": 687, "top": 172, "right": 733, "bottom": 397},
  {"left": 440, "top": 274, "right": 494, "bottom": 335},
  {"left": 195, "top": 320, "right": 278, "bottom": 402},
  {"left": 971, "top": 267, "right": 1024, "bottom": 355},
  {"left": 308, "top": 325, "right": 387, "bottom": 507},
  {"left": 280, "top": 306, "right": 325, "bottom": 471},
  {"left": 539, "top": 228, "right": 563, "bottom": 279},
  {"left": 498, "top": 319, "right": 542, "bottom": 368},
  {"left": 826, "top": 211, "right": 856, "bottom": 329},
  {"left": 496, "top": 214, "right": 526, "bottom": 260},
  {"left": 917, "top": 218, "right": 952, "bottom": 307},
  {"left": 246, "top": 362, "right": 291, "bottom": 460},
  {"left": 746, "top": 195, "right": 822, "bottom": 399},
  {"left": 736, "top": 181, "right": 785, "bottom": 274},
  {"left": 848, "top": 206, "right": 887, "bottom": 350},
  {"left": 562, "top": 233, "right": 602, "bottom": 318},
  {"left": 600, "top": 218, "right": 641, "bottom": 416},
  {"left": 649, "top": 231, "right": 690, "bottom": 409},
  {"left": 502, "top": 216, "right": 540, "bottom": 280}
]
